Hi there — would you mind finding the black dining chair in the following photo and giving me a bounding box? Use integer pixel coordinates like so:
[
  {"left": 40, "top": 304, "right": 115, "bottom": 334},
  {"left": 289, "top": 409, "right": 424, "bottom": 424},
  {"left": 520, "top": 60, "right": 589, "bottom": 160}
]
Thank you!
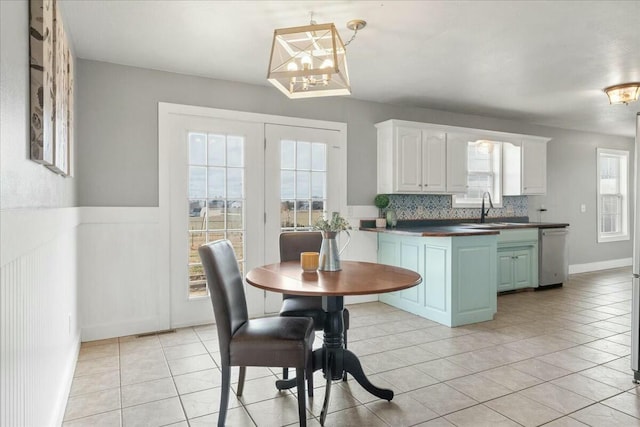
[
  {"left": 279, "top": 231, "right": 350, "bottom": 392},
  {"left": 199, "top": 239, "right": 314, "bottom": 427}
]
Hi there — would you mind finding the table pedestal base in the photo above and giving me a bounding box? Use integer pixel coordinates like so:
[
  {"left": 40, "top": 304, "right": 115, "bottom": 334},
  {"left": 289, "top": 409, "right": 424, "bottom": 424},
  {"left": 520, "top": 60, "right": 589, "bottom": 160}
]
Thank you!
[{"left": 275, "top": 297, "right": 393, "bottom": 425}]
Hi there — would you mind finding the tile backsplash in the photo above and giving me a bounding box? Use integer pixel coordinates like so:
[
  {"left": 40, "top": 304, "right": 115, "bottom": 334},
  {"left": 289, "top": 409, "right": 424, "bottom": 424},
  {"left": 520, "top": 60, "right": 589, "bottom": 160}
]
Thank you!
[{"left": 382, "top": 195, "right": 528, "bottom": 220}]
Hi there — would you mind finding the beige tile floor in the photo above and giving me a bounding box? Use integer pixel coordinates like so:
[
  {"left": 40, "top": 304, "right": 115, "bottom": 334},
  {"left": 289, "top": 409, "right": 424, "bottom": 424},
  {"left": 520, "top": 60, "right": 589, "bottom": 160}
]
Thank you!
[{"left": 64, "top": 267, "right": 640, "bottom": 426}]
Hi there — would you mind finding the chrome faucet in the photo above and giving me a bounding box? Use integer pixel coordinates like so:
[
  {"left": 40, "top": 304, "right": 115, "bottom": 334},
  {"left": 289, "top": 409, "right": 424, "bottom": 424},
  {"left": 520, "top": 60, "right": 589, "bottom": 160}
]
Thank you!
[{"left": 480, "top": 192, "right": 493, "bottom": 223}]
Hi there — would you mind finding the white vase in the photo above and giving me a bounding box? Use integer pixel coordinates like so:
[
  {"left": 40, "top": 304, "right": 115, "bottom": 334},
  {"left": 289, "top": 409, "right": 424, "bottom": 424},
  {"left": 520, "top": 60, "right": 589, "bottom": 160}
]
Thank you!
[{"left": 375, "top": 218, "right": 387, "bottom": 228}]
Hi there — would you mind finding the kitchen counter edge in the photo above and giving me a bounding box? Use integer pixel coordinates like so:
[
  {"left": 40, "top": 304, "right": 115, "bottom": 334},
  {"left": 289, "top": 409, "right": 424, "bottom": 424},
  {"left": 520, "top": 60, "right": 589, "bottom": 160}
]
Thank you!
[{"left": 359, "top": 222, "right": 569, "bottom": 237}]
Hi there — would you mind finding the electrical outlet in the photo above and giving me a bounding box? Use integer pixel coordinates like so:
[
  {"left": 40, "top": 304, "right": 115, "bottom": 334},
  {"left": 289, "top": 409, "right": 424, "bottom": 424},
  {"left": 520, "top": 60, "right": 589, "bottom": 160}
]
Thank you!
[{"left": 580, "top": 204, "right": 586, "bottom": 213}]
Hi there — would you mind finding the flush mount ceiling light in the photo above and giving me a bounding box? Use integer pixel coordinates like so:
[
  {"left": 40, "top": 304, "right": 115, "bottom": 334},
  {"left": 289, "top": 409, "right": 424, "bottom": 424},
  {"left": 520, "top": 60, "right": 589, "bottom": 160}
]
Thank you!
[
  {"left": 267, "top": 15, "right": 366, "bottom": 99},
  {"left": 603, "top": 83, "right": 640, "bottom": 105}
]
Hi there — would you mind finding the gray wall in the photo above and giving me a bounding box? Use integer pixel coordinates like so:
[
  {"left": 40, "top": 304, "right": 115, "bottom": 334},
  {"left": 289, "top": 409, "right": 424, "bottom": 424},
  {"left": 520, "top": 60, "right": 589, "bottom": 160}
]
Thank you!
[
  {"left": 528, "top": 128, "right": 634, "bottom": 265},
  {"left": 76, "top": 59, "right": 634, "bottom": 265},
  {"left": 0, "top": 1, "right": 76, "bottom": 209}
]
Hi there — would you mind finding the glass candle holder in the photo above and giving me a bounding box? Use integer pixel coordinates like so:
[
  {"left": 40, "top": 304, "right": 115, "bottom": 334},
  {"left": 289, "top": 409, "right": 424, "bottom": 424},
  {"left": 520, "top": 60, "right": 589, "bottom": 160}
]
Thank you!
[{"left": 300, "top": 252, "right": 319, "bottom": 272}]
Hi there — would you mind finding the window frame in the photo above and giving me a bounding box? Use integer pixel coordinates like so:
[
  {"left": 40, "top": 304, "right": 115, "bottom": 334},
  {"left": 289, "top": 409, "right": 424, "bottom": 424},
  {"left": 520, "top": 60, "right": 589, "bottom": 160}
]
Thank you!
[
  {"left": 596, "top": 148, "right": 630, "bottom": 243},
  {"left": 452, "top": 140, "right": 503, "bottom": 208}
]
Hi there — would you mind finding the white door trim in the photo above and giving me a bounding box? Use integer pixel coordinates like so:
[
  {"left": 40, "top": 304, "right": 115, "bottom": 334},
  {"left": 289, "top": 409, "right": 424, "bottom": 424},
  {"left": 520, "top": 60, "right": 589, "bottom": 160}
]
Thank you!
[{"left": 158, "top": 102, "right": 347, "bottom": 322}]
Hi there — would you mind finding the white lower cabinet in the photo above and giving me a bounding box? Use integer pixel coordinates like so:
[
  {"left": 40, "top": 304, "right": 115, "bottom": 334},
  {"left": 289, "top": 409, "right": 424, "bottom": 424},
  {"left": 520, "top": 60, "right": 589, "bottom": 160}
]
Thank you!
[{"left": 377, "top": 233, "right": 497, "bottom": 327}]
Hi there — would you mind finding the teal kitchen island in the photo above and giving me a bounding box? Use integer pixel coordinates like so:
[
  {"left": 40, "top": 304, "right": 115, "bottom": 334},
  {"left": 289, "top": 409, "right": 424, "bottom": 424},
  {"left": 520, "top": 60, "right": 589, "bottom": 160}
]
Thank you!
[{"left": 375, "top": 227, "right": 499, "bottom": 327}]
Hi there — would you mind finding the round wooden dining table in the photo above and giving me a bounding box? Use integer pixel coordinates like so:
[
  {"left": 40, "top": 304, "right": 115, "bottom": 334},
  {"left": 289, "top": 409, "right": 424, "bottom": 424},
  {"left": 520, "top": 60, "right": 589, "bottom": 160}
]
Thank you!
[{"left": 245, "top": 260, "right": 422, "bottom": 425}]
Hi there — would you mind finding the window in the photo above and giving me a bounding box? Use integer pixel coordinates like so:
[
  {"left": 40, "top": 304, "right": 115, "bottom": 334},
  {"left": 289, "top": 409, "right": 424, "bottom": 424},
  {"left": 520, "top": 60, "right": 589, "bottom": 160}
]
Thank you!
[
  {"left": 597, "top": 148, "right": 629, "bottom": 243},
  {"left": 453, "top": 140, "right": 502, "bottom": 208}
]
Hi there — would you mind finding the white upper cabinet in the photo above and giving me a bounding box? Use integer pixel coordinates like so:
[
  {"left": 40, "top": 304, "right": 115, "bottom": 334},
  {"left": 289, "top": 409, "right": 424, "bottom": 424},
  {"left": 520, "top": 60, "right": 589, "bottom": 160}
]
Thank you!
[
  {"left": 377, "top": 122, "right": 446, "bottom": 193},
  {"left": 445, "top": 132, "right": 470, "bottom": 193},
  {"left": 503, "top": 139, "right": 548, "bottom": 195},
  {"left": 396, "top": 127, "right": 423, "bottom": 192},
  {"left": 376, "top": 119, "right": 550, "bottom": 195},
  {"left": 522, "top": 140, "right": 547, "bottom": 194},
  {"left": 422, "top": 132, "right": 447, "bottom": 192}
]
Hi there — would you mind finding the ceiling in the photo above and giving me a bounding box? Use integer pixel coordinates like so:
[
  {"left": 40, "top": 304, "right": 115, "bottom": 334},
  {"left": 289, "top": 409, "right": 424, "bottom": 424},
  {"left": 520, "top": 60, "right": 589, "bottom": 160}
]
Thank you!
[{"left": 60, "top": 0, "right": 640, "bottom": 137}]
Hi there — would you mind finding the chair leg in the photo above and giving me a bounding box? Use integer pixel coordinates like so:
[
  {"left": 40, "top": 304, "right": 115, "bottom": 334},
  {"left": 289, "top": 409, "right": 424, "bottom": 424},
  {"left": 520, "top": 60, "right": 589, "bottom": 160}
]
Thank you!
[
  {"left": 295, "top": 367, "right": 307, "bottom": 427},
  {"left": 218, "top": 364, "right": 231, "bottom": 427},
  {"left": 307, "top": 358, "right": 314, "bottom": 397},
  {"left": 237, "top": 366, "right": 246, "bottom": 396},
  {"left": 283, "top": 367, "right": 289, "bottom": 380}
]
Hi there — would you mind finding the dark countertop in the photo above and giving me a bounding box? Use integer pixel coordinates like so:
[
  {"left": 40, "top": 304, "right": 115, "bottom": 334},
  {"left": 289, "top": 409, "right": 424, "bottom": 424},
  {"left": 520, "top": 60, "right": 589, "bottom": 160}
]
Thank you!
[
  {"left": 359, "top": 218, "right": 569, "bottom": 237},
  {"left": 360, "top": 225, "right": 500, "bottom": 237}
]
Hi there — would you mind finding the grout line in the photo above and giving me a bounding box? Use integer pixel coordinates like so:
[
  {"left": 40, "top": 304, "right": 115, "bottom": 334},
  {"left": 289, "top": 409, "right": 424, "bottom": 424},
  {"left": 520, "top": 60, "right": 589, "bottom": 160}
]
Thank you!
[{"left": 66, "top": 267, "right": 637, "bottom": 426}]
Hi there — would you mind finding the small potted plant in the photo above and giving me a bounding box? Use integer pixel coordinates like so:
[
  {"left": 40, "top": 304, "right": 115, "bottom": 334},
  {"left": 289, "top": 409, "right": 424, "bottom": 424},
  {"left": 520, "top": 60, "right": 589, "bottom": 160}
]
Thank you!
[{"left": 373, "top": 194, "right": 390, "bottom": 228}]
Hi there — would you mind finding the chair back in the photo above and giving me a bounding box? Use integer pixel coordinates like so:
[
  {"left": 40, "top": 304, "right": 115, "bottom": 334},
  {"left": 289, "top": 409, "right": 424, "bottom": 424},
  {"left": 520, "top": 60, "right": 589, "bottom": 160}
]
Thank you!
[
  {"left": 279, "top": 231, "right": 323, "bottom": 262},
  {"left": 198, "top": 240, "right": 248, "bottom": 360}
]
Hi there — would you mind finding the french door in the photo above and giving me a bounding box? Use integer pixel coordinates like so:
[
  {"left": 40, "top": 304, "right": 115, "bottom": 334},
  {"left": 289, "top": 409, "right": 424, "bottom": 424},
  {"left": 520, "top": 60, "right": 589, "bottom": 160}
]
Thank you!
[
  {"left": 161, "top": 104, "right": 347, "bottom": 326},
  {"left": 167, "top": 115, "right": 264, "bottom": 325},
  {"left": 263, "top": 124, "right": 345, "bottom": 313}
]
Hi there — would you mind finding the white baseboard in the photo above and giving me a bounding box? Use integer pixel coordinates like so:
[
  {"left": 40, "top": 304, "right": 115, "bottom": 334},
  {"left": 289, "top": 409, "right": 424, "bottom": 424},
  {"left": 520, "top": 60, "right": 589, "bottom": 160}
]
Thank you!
[
  {"left": 569, "top": 257, "right": 633, "bottom": 274},
  {"left": 345, "top": 295, "right": 379, "bottom": 305},
  {"left": 53, "top": 333, "right": 81, "bottom": 427},
  {"left": 82, "top": 316, "right": 168, "bottom": 342}
]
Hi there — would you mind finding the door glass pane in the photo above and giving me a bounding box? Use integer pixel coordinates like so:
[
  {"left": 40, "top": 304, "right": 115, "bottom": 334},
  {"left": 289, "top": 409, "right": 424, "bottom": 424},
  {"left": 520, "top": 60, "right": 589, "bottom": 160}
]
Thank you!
[
  {"left": 227, "top": 231, "right": 245, "bottom": 276},
  {"left": 227, "top": 136, "right": 244, "bottom": 167},
  {"left": 207, "top": 167, "right": 225, "bottom": 198},
  {"left": 226, "top": 200, "right": 244, "bottom": 229},
  {"left": 189, "top": 264, "right": 207, "bottom": 297},
  {"left": 281, "top": 140, "right": 295, "bottom": 169},
  {"left": 207, "top": 200, "right": 225, "bottom": 230},
  {"left": 281, "top": 171, "right": 295, "bottom": 199},
  {"left": 311, "top": 143, "right": 326, "bottom": 171},
  {"left": 281, "top": 200, "right": 295, "bottom": 228},
  {"left": 297, "top": 141, "right": 311, "bottom": 170},
  {"left": 189, "top": 232, "right": 205, "bottom": 265},
  {"left": 207, "top": 231, "right": 225, "bottom": 243},
  {"left": 188, "top": 200, "right": 206, "bottom": 231},
  {"left": 279, "top": 139, "right": 327, "bottom": 231},
  {"left": 208, "top": 134, "right": 225, "bottom": 166},
  {"left": 296, "top": 171, "right": 311, "bottom": 199},
  {"left": 188, "top": 132, "right": 245, "bottom": 298},
  {"left": 189, "top": 133, "right": 206, "bottom": 165},
  {"left": 227, "top": 168, "right": 243, "bottom": 199},
  {"left": 296, "top": 200, "right": 311, "bottom": 227},
  {"left": 189, "top": 167, "right": 206, "bottom": 198},
  {"left": 311, "top": 172, "right": 326, "bottom": 199},
  {"left": 311, "top": 200, "right": 324, "bottom": 225}
]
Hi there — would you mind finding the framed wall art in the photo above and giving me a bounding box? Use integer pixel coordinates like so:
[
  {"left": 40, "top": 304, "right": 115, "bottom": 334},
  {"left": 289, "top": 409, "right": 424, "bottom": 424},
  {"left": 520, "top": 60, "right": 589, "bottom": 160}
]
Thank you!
[{"left": 29, "top": 0, "right": 73, "bottom": 176}]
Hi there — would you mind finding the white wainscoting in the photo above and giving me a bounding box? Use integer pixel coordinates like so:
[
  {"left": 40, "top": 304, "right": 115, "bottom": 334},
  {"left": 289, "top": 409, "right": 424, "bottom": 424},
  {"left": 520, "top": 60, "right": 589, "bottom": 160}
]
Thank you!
[
  {"left": 78, "top": 207, "right": 170, "bottom": 341},
  {"left": 343, "top": 205, "right": 380, "bottom": 305},
  {"left": 0, "top": 208, "right": 80, "bottom": 427}
]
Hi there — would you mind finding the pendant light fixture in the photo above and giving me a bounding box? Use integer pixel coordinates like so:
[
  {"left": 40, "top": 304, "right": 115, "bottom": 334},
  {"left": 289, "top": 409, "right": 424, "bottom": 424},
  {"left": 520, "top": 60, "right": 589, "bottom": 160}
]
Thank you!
[
  {"left": 603, "top": 83, "right": 640, "bottom": 105},
  {"left": 267, "top": 14, "right": 366, "bottom": 99}
]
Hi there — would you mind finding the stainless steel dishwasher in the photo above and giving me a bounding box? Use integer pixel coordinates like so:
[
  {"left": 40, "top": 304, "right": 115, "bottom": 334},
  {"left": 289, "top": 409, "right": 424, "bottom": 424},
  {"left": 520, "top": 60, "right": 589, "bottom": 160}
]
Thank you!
[{"left": 538, "top": 227, "right": 569, "bottom": 287}]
